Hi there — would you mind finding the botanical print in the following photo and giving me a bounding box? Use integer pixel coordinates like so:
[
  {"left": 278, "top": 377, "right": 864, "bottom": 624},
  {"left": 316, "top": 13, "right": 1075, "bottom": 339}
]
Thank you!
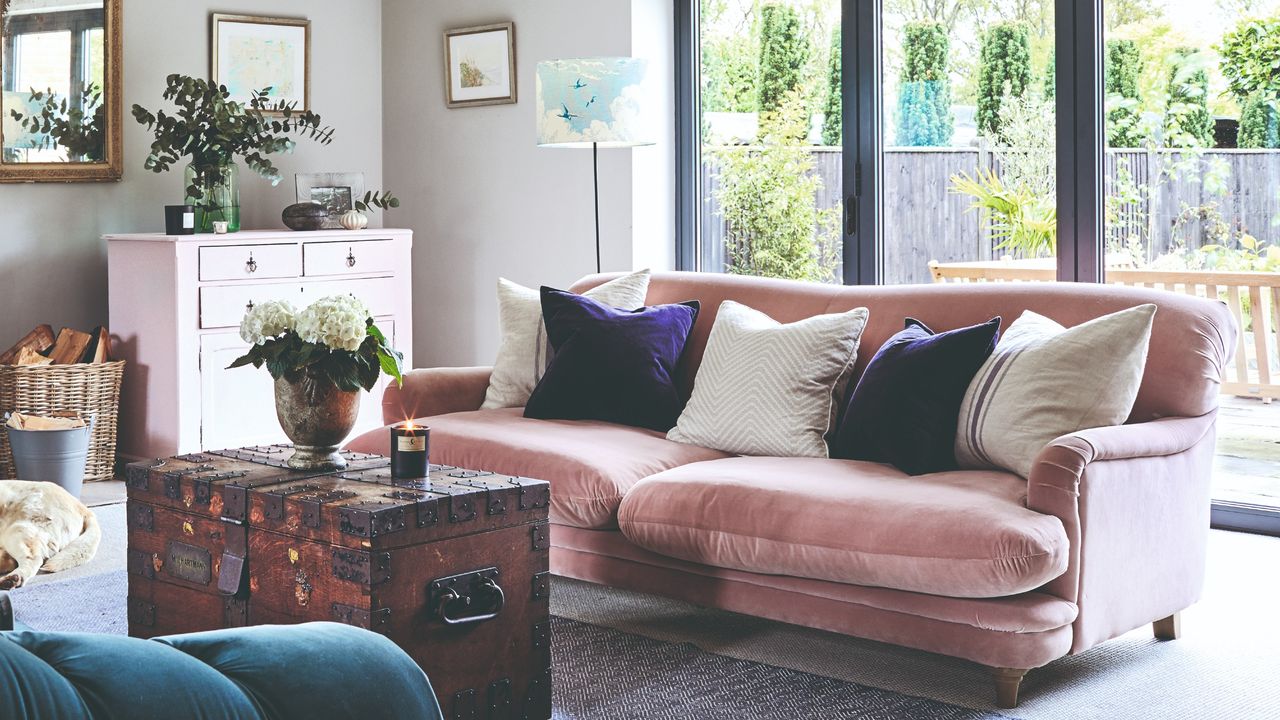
[
  {"left": 225, "top": 36, "right": 298, "bottom": 100},
  {"left": 446, "top": 25, "right": 514, "bottom": 105}
]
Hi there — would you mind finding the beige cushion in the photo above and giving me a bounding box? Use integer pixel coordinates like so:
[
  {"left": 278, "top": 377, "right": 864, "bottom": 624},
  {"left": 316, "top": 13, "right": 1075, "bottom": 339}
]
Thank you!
[
  {"left": 482, "top": 270, "right": 650, "bottom": 409},
  {"left": 956, "top": 304, "right": 1157, "bottom": 478},
  {"left": 618, "top": 456, "right": 1070, "bottom": 599},
  {"left": 667, "top": 301, "right": 868, "bottom": 458}
]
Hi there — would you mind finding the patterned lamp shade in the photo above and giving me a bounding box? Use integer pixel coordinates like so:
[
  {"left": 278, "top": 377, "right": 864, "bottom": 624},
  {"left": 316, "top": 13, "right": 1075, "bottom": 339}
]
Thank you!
[{"left": 536, "top": 57, "right": 653, "bottom": 148}]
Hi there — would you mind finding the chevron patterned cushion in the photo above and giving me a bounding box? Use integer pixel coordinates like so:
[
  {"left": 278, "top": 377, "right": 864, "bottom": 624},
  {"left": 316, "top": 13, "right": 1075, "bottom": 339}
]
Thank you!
[
  {"left": 955, "top": 304, "right": 1156, "bottom": 478},
  {"left": 667, "top": 301, "right": 869, "bottom": 458}
]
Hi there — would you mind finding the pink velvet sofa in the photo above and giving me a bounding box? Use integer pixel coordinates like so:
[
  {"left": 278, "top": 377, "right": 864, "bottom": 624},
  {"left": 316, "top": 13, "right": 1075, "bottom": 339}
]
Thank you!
[{"left": 347, "top": 271, "right": 1236, "bottom": 708}]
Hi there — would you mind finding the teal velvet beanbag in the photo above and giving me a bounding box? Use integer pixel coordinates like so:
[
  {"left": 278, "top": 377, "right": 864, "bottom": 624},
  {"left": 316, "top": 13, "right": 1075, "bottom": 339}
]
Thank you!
[{"left": 0, "top": 622, "right": 444, "bottom": 720}]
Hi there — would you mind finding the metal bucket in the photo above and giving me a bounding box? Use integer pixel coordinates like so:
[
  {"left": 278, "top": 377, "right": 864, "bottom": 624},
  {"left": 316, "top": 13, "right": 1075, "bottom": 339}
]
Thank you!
[{"left": 6, "top": 424, "right": 91, "bottom": 499}]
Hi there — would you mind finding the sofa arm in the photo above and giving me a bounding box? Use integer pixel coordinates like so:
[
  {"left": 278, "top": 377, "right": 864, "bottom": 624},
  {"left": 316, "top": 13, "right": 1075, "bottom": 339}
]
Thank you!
[
  {"left": 1027, "top": 412, "right": 1217, "bottom": 654},
  {"left": 381, "top": 366, "right": 493, "bottom": 425}
]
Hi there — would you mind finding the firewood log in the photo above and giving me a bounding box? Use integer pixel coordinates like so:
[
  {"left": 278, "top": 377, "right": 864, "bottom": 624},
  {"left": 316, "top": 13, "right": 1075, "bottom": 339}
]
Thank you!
[{"left": 0, "top": 324, "right": 55, "bottom": 365}]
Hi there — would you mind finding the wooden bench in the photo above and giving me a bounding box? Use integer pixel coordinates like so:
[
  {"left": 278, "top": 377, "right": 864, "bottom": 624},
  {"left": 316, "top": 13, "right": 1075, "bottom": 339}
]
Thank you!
[{"left": 929, "top": 261, "right": 1280, "bottom": 402}]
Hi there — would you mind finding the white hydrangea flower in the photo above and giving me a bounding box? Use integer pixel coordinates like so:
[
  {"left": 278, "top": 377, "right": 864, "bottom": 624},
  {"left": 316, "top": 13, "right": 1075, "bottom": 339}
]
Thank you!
[
  {"left": 296, "top": 295, "right": 370, "bottom": 352},
  {"left": 239, "top": 299, "right": 297, "bottom": 345}
]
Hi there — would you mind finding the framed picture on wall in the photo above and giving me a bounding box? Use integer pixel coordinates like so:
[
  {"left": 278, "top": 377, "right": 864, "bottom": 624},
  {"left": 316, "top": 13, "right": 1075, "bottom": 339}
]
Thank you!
[
  {"left": 443, "top": 22, "right": 517, "bottom": 108},
  {"left": 296, "top": 172, "right": 365, "bottom": 229},
  {"left": 212, "top": 13, "right": 310, "bottom": 112}
]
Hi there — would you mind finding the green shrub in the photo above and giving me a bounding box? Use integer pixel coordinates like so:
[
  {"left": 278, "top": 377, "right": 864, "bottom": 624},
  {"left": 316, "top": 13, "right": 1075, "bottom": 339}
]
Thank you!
[
  {"left": 976, "top": 22, "right": 1032, "bottom": 138},
  {"left": 1219, "top": 16, "right": 1280, "bottom": 102},
  {"left": 1238, "top": 93, "right": 1280, "bottom": 148},
  {"left": 821, "top": 25, "right": 841, "bottom": 146},
  {"left": 757, "top": 3, "right": 809, "bottom": 116},
  {"left": 1106, "top": 39, "right": 1144, "bottom": 147},
  {"left": 1163, "top": 48, "right": 1214, "bottom": 148},
  {"left": 712, "top": 91, "right": 839, "bottom": 282},
  {"left": 702, "top": 33, "right": 758, "bottom": 114},
  {"left": 895, "top": 21, "right": 952, "bottom": 146}
]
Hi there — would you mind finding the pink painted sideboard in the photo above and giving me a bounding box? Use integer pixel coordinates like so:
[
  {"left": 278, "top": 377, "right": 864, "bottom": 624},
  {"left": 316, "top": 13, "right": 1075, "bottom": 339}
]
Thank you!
[{"left": 105, "top": 229, "right": 413, "bottom": 460}]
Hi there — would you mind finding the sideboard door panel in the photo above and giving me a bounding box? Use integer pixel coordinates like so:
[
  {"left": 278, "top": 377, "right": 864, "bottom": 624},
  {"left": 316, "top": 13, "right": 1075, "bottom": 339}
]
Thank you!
[{"left": 200, "top": 332, "right": 287, "bottom": 451}]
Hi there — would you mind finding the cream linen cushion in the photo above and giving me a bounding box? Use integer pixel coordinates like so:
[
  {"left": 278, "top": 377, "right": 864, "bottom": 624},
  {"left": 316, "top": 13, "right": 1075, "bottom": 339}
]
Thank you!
[
  {"left": 955, "top": 304, "right": 1157, "bottom": 478},
  {"left": 482, "top": 270, "right": 650, "bottom": 409},
  {"left": 667, "top": 301, "right": 869, "bottom": 458}
]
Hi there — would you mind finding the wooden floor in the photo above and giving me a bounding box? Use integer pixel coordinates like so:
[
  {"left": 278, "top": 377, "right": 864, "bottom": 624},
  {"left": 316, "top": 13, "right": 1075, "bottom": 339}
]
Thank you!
[{"left": 1214, "top": 396, "right": 1280, "bottom": 508}]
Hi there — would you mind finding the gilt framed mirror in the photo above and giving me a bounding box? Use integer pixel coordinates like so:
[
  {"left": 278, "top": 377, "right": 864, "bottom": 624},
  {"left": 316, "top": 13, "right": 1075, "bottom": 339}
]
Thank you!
[{"left": 0, "top": 0, "right": 122, "bottom": 182}]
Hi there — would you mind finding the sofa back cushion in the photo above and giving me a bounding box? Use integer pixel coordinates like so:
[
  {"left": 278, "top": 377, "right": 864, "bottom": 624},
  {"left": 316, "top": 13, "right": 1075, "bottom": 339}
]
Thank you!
[{"left": 570, "top": 272, "right": 1236, "bottom": 423}]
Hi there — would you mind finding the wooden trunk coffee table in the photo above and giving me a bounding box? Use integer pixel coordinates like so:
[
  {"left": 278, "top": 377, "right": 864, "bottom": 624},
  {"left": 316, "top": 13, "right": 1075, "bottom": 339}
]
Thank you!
[{"left": 125, "top": 445, "right": 552, "bottom": 720}]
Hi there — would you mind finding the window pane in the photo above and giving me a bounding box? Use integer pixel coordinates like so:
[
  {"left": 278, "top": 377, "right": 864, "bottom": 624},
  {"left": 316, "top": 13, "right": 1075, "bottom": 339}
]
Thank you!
[
  {"left": 697, "top": 0, "right": 843, "bottom": 283},
  {"left": 881, "top": 5, "right": 1057, "bottom": 285},
  {"left": 1103, "top": 3, "right": 1280, "bottom": 512}
]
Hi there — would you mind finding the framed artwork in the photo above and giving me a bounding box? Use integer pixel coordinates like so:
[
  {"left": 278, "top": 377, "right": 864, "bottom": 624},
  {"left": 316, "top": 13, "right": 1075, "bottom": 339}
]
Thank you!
[
  {"left": 296, "top": 172, "right": 365, "bottom": 229},
  {"left": 212, "top": 13, "right": 310, "bottom": 112},
  {"left": 443, "top": 22, "right": 517, "bottom": 108}
]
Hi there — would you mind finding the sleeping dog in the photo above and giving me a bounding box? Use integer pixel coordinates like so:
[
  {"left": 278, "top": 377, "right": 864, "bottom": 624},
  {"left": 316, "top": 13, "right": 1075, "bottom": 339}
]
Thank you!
[{"left": 0, "top": 480, "right": 100, "bottom": 590}]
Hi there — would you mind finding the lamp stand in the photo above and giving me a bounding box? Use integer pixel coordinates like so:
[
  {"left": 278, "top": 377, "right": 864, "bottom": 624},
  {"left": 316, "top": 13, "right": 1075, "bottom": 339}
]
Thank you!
[{"left": 592, "top": 141, "right": 601, "bottom": 274}]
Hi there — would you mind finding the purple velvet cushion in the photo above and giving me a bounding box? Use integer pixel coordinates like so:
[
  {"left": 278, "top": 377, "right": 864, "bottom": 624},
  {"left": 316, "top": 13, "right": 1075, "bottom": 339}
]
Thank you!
[
  {"left": 831, "top": 317, "right": 1000, "bottom": 475},
  {"left": 524, "top": 287, "right": 700, "bottom": 432}
]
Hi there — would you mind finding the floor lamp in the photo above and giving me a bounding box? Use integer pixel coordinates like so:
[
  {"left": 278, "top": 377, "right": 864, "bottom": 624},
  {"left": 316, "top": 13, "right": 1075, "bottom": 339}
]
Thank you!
[{"left": 536, "top": 57, "right": 653, "bottom": 274}]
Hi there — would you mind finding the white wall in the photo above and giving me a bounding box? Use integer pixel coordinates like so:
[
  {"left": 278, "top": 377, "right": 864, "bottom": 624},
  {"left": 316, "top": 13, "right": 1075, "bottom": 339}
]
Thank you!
[
  {"left": 382, "top": 0, "right": 676, "bottom": 368},
  {"left": 0, "top": 0, "right": 383, "bottom": 345}
]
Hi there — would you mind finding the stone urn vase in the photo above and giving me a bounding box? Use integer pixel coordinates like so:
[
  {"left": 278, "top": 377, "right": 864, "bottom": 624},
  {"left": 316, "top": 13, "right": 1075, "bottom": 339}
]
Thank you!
[{"left": 274, "top": 373, "right": 360, "bottom": 470}]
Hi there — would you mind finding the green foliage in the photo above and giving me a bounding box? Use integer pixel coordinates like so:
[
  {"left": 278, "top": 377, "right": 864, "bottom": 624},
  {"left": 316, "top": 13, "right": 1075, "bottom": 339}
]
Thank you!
[
  {"left": 976, "top": 22, "right": 1032, "bottom": 139},
  {"left": 8, "top": 85, "right": 105, "bottom": 160},
  {"left": 1218, "top": 16, "right": 1280, "bottom": 102},
  {"left": 229, "top": 319, "right": 403, "bottom": 393},
  {"left": 1163, "top": 48, "right": 1214, "bottom": 148},
  {"left": 1106, "top": 39, "right": 1145, "bottom": 147},
  {"left": 355, "top": 190, "right": 401, "bottom": 214},
  {"left": 712, "top": 91, "right": 838, "bottom": 282},
  {"left": 951, "top": 95, "right": 1057, "bottom": 257},
  {"left": 1041, "top": 53, "right": 1055, "bottom": 101},
  {"left": 702, "top": 32, "right": 759, "bottom": 113},
  {"left": 895, "top": 21, "right": 952, "bottom": 146},
  {"left": 949, "top": 168, "right": 1057, "bottom": 257},
  {"left": 756, "top": 3, "right": 810, "bottom": 116},
  {"left": 132, "top": 74, "right": 334, "bottom": 184},
  {"left": 1238, "top": 93, "right": 1280, "bottom": 148},
  {"left": 821, "top": 25, "right": 841, "bottom": 146}
]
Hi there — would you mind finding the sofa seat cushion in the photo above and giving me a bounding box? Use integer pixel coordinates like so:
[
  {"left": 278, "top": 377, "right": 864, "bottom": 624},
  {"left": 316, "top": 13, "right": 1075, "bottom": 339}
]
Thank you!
[
  {"left": 617, "top": 457, "right": 1069, "bottom": 599},
  {"left": 350, "top": 408, "right": 731, "bottom": 529}
]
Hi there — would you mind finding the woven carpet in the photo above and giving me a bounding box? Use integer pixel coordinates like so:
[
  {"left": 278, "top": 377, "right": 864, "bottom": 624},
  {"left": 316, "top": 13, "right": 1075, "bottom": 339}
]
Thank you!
[{"left": 9, "top": 570, "right": 1008, "bottom": 720}]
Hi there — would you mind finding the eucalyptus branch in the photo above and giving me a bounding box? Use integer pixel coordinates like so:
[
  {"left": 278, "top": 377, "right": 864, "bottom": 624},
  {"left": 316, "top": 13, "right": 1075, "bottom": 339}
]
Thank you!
[{"left": 354, "top": 190, "right": 401, "bottom": 214}]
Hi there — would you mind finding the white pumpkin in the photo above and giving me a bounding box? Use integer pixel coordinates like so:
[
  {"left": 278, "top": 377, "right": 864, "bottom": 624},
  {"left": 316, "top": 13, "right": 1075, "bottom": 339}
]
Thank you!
[{"left": 340, "top": 210, "right": 369, "bottom": 230}]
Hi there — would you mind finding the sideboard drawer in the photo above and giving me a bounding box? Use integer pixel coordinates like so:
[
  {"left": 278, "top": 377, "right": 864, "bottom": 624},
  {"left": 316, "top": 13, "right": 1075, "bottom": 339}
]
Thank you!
[
  {"left": 200, "top": 243, "right": 301, "bottom": 281},
  {"left": 200, "top": 282, "right": 300, "bottom": 329},
  {"left": 298, "top": 277, "right": 397, "bottom": 318},
  {"left": 303, "top": 239, "right": 398, "bottom": 277}
]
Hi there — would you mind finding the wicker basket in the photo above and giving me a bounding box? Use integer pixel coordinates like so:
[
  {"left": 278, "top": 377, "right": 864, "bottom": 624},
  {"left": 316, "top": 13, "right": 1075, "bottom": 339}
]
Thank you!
[{"left": 0, "top": 360, "right": 125, "bottom": 482}]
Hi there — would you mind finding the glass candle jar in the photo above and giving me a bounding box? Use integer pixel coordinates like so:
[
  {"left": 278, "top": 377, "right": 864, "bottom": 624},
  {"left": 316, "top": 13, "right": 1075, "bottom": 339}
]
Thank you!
[{"left": 390, "top": 422, "right": 430, "bottom": 478}]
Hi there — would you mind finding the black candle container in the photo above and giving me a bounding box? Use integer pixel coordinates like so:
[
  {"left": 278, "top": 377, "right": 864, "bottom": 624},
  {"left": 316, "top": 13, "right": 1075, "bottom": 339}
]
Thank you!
[
  {"left": 164, "top": 204, "right": 195, "bottom": 235},
  {"left": 391, "top": 422, "right": 430, "bottom": 478}
]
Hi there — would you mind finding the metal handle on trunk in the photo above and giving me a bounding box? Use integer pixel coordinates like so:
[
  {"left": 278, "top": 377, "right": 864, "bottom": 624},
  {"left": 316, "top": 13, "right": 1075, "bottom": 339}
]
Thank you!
[{"left": 435, "top": 576, "right": 505, "bottom": 625}]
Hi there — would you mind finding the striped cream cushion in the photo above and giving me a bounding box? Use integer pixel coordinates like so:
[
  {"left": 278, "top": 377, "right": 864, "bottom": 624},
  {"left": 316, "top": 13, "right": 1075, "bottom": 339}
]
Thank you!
[
  {"left": 667, "top": 301, "right": 869, "bottom": 458},
  {"left": 955, "top": 304, "right": 1157, "bottom": 478}
]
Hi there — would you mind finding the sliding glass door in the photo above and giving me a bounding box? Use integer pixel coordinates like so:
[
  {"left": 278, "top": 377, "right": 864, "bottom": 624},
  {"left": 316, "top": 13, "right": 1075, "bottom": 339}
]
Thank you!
[
  {"left": 879, "top": 2, "right": 1057, "bottom": 285},
  {"left": 690, "top": 0, "right": 846, "bottom": 283}
]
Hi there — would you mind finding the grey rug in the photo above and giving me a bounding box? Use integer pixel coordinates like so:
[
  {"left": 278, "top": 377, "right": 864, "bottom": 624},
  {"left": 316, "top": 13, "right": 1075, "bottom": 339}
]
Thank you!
[{"left": 9, "top": 570, "right": 1009, "bottom": 720}]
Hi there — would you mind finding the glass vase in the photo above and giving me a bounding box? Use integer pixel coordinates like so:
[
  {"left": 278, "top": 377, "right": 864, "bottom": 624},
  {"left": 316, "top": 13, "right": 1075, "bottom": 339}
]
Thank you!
[{"left": 184, "top": 160, "right": 241, "bottom": 233}]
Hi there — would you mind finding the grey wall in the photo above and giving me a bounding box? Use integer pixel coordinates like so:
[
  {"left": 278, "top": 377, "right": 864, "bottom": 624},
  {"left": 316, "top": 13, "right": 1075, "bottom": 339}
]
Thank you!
[
  {"left": 382, "top": 0, "right": 675, "bottom": 368},
  {"left": 0, "top": 0, "right": 383, "bottom": 345}
]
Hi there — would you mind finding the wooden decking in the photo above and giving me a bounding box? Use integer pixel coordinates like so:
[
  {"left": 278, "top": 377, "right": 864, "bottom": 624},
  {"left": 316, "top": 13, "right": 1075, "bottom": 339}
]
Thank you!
[{"left": 1215, "top": 396, "right": 1280, "bottom": 508}]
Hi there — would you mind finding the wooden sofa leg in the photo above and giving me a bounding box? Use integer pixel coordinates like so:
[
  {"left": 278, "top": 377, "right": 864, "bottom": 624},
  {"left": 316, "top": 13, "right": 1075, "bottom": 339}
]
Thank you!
[
  {"left": 1154, "top": 612, "right": 1182, "bottom": 640},
  {"left": 992, "top": 667, "right": 1028, "bottom": 709}
]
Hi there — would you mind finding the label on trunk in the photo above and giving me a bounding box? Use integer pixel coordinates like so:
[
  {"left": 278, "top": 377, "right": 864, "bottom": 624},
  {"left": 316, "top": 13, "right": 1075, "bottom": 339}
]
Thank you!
[
  {"left": 397, "top": 436, "right": 426, "bottom": 452},
  {"left": 165, "top": 540, "right": 213, "bottom": 585}
]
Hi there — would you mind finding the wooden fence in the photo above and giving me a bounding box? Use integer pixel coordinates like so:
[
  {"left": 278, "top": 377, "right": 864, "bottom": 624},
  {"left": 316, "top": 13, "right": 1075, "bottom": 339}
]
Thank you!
[
  {"left": 700, "top": 146, "right": 1280, "bottom": 285},
  {"left": 930, "top": 261, "right": 1280, "bottom": 401}
]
